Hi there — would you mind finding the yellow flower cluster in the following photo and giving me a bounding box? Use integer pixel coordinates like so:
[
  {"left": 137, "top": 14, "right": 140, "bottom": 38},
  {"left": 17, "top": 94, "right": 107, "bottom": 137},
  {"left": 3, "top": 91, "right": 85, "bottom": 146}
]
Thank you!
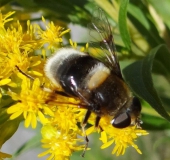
[{"left": 0, "top": 11, "right": 148, "bottom": 160}]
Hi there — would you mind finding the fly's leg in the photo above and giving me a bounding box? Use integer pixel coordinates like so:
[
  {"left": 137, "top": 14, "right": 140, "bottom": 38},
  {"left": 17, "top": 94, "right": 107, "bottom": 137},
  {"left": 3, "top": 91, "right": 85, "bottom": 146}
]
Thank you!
[{"left": 81, "top": 109, "right": 91, "bottom": 157}]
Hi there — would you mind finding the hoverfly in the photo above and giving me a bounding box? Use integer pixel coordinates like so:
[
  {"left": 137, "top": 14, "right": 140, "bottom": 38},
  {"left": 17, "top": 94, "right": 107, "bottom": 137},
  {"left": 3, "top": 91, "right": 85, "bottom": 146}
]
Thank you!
[
  {"left": 45, "top": 8, "right": 141, "bottom": 130},
  {"left": 44, "top": 8, "right": 142, "bottom": 156}
]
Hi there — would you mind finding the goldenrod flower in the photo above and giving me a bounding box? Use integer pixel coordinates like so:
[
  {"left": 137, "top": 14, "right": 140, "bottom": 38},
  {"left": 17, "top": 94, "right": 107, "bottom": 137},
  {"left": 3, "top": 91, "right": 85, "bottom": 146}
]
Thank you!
[
  {"left": 0, "top": 11, "right": 14, "bottom": 28},
  {"left": 0, "top": 57, "right": 12, "bottom": 79},
  {"left": 99, "top": 116, "right": 148, "bottom": 156},
  {"left": 38, "top": 125, "right": 84, "bottom": 160},
  {"left": 69, "top": 39, "right": 88, "bottom": 52},
  {"left": 36, "top": 17, "right": 70, "bottom": 49},
  {"left": 7, "top": 77, "right": 54, "bottom": 128},
  {"left": 1, "top": 21, "right": 38, "bottom": 54},
  {"left": 9, "top": 51, "right": 43, "bottom": 78},
  {"left": 0, "top": 57, "right": 12, "bottom": 98},
  {"left": 37, "top": 102, "right": 85, "bottom": 159},
  {"left": 0, "top": 78, "right": 11, "bottom": 98}
]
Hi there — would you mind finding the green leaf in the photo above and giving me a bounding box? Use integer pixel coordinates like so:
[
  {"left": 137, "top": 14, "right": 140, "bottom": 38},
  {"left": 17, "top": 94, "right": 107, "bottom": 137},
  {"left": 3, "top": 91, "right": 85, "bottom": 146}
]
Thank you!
[
  {"left": 0, "top": 108, "right": 10, "bottom": 125},
  {"left": 148, "top": 0, "right": 170, "bottom": 29},
  {"left": 128, "top": 3, "right": 150, "bottom": 30},
  {"left": 0, "top": 119, "right": 20, "bottom": 148},
  {"left": 141, "top": 114, "right": 170, "bottom": 130},
  {"left": 127, "top": 2, "right": 164, "bottom": 48},
  {"left": 16, "top": 0, "right": 38, "bottom": 8},
  {"left": 33, "top": 0, "right": 91, "bottom": 25},
  {"left": 0, "top": 95, "right": 14, "bottom": 108},
  {"left": 119, "top": 0, "right": 131, "bottom": 50},
  {"left": 0, "top": 0, "right": 13, "bottom": 6},
  {"left": 123, "top": 44, "right": 170, "bottom": 121}
]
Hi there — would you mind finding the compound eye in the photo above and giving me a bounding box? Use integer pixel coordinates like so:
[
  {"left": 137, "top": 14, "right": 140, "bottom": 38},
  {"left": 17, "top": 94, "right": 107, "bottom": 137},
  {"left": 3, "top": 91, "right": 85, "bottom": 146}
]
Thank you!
[{"left": 111, "top": 112, "right": 131, "bottom": 128}]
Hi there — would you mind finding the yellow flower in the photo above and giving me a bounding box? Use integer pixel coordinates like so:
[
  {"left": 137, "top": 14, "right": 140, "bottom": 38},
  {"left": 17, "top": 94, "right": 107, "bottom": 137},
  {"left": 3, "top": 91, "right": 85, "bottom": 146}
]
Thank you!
[
  {"left": 50, "top": 106, "right": 82, "bottom": 131},
  {"left": 38, "top": 103, "right": 85, "bottom": 159},
  {"left": 7, "top": 77, "right": 54, "bottom": 128},
  {"left": 0, "top": 57, "right": 12, "bottom": 79},
  {"left": 38, "top": 125, "right": 84, "bottom": 160},
  {"left": 0, "top": 78, "right": 11, "bottom": 98},
  {"left": 0, "top": 57, "right": 12, "bottom": 98},
  {"left": 21, "top": 20, "right": 39, "bottom": 51},
  {"left": 36, "top": 17, "right": 70, "bottom": 49},
  {"left": 69, "top": 39, "right": 88, "bottom": 52},
  {"left": 0, "top": 11, "right": 15, "bottom": 29},
  {"left": 99, "top": 116, "right": 148, "bottom": 156},
  {"left": 10, "top": 51, "right": 44, "bottom": 78},
  {"left": 0, "top": 20, "right": 37, "bottom": 54}
]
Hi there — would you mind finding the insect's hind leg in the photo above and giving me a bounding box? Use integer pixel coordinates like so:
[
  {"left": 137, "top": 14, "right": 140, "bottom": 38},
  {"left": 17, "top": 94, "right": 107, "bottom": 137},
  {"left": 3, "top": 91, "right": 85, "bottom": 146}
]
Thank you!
[
  {"left": 15, "top": 65, "right": 35, "bottom": 80},
  {"left": 95, "top": 116, "right": 101, "bottom": 128},
  {"left": 81, "top": 109, "right": 91, "bottom": 157}
]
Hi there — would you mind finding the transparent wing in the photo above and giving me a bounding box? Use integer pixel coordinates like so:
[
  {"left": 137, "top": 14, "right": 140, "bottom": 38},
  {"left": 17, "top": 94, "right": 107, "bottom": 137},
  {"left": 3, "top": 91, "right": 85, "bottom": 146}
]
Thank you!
[{"left": 88, "top": 7, "right": 122, "bottom": 78}]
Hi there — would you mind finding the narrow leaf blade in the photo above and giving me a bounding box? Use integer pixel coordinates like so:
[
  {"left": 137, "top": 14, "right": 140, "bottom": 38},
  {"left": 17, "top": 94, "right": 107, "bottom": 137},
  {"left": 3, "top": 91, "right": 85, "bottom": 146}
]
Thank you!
[
  {"left": 123, "top": 44, "right": 170, "bottom": 121},
  {"left": 0, "top": 119, "right": 20, "bottom": 148},
  {"left": 119, "top": 0, "right": 131, "bottom": 50}
]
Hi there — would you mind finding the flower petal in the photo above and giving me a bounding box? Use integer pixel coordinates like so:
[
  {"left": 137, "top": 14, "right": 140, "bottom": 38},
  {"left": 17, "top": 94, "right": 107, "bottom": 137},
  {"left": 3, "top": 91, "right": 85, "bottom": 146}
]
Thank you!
[
  {"left": 25, "top": 112, "right": 32, "bottom": 128},
  {"left": 7, "top": 104, "right": 21, "bottom": 114},
  {"left": 100, "top": 131, "right": 107, "bottom": 143},
  {"left": 10, "top": 110, "right": 23, "bottom": 119},
  {"left": 101, "top": 139, "right": 114, "bottom": 149},
  {"left": 31, "top": 113, "right": 37, "bottom": 129},
  {"left": 38, "top": 111, "right": 48, "bottom": 124},
  {"left": 0, "top": 78, "right": 11, "bottom": 86}
]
